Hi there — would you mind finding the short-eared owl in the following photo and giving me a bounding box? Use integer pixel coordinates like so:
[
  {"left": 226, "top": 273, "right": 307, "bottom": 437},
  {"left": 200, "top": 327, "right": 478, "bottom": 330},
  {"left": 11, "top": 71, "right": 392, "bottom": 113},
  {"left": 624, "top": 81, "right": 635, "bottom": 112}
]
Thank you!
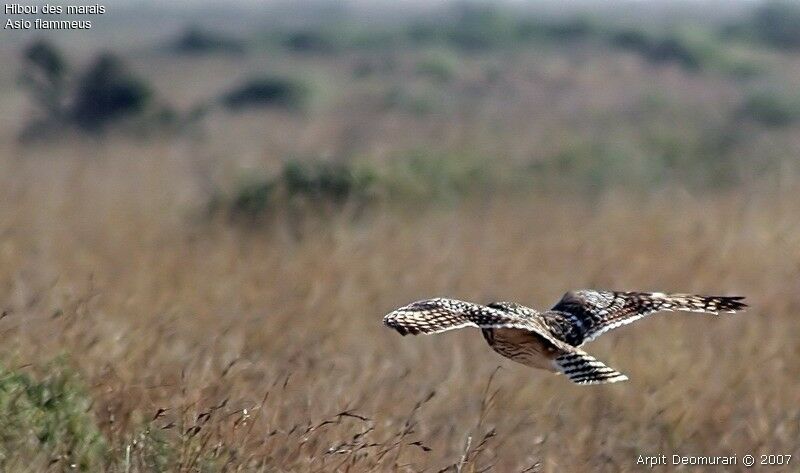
[{"left": 384, "top": 290, "right": 746, "bottom": 385}]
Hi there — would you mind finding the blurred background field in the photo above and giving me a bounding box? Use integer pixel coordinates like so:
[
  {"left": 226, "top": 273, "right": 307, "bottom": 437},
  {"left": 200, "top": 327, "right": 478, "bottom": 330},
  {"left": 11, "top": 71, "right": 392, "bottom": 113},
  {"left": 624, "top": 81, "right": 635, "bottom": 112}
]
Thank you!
[{"left": 1, "top": 1, "right": 799, "bottom": 471}]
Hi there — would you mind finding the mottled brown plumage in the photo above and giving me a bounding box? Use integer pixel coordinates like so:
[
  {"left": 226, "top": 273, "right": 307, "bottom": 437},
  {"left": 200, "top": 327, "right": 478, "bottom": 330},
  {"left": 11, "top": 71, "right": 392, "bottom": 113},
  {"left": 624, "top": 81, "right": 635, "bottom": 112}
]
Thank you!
[{"left": 384, "top": 291, "right": 747, "bottom": 385}]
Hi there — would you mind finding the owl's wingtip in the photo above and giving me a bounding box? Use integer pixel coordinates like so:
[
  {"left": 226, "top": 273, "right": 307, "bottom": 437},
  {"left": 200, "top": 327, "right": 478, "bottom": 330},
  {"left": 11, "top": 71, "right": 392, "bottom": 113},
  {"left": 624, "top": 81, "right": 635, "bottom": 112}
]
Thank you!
[
  {"left": 719, "top": 295, "right": 748, "bottom": 313},
  {"left": 383, "top": 313, "right": 410, "bottom": 335}
]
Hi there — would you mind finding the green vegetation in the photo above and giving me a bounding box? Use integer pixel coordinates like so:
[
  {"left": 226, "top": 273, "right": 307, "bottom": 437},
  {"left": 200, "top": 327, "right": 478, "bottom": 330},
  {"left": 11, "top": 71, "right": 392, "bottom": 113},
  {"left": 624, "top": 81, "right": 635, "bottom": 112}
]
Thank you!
[
  {"left": 415, "top": 49, "right": 460, "bottom": 82},
  {"left": 215, "top": 152, "right": 508, "bottom": 220},
  {"left": 221, "top": 76, "right": 309, "bottom": 111},
  {"left": 282, "top": 29, "right": 340, "bottom": 54},
  {"left": 407, "top": 5, "right": 595, "bottom": 50},
  {"left": 72, "top": 54, "right": 153, "bottom": 131},
  {"left": 227, "top": 179, "right": 276, "bottom": 220},
  {"left": 0, "top": 361, "right": 105, "bottom": 470},
  {"left": 609, "top": 26, "right": 763, "bottom": 77},
  {"left": 214, "top": 112, "right": 786, "bottom": 220},
  {"left": 19, "top": 41, "right": 177, "bottom": 139},
  {"left": 444, "top": 4, "right": 518, "bottom": 50},
  {"left": 720, "top": 1, "right": 800, "bottom": 50},
  {"left": 751, "top": 1, "right": 800, "bottom": 49},
  {"left": 383, "top": 150, "right": 498, "bottom": 200},
  {"left": 216, "top": 159, "right": 377, "bottom": 221},
  {"left": 738, "top": 91, "right": 800, "bottom": 127},
  {"left": 0, "top": 360, "right": 260, "bottom": 470},
  {"left": 19, "top": 40, "right": 70, "bottom": 123},
  {"left": 171, "top": 26, "right": 245, "bottom": 55},
  {"left": 283, "top": 159, "right": 376, "bottom": 202},
  {"left": 517, "top": 16, "right": 597, "bottom": 42},
  {"left": 138, "top": 2, "right": 800, "bottom": 67},
  {"left": 642, "top": 36, "right": 702, "bottom": 70},
  {"left": 260, "top": 2, "right": 778, "bottom": 62},
  {"left": 383, "top": 86, "right": 439, "bottom": 115},
  {"left": 263, "top": 4, "right": 778, "bottom": 79}
]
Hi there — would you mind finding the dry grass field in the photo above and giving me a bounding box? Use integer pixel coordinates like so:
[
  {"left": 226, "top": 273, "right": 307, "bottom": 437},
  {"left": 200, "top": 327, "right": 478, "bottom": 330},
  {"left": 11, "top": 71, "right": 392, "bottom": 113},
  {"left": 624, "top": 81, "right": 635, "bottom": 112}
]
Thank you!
[
  {"left": 1, "top": 1, "right": 800, "bottom": 471},
  {"left": 3, "top": 158, "right": 800, "bottom": 471}
]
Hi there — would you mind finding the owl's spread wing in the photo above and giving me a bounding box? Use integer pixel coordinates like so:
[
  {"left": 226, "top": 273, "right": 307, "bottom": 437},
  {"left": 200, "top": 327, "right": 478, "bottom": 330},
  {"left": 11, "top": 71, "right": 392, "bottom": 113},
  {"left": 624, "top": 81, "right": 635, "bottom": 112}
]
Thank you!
[
  {"left": 384, "top": 298, "right": 562, "bottom": 345},
  {"left": 550, "top": 290, "right": 747, "bottom": 344}
]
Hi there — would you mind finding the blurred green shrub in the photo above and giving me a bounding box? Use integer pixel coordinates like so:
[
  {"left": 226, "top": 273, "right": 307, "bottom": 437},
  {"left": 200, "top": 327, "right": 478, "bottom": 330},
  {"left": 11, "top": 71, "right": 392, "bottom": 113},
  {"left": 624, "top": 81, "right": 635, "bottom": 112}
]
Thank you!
[
  {"left": 407, "top": 21, "right": 444, "bottom": 45},
  {"left": 227, "top": 179, "right": 277, "bottom": 220},
  {"left": 216, "top": 160, "right": 376, "bottom": 221},
  {"left": 352, "top": 60, "right": 376, "bottom": 79},
  {"left": 610, "top": 30, "right": 703, "bottom": 70},
  {"left": 214, "top": 133, "right": 753, "bottom": 221},
  {"left": 72, "top": 53, "right": 153, "bottom": 131},
  {"left": 0, "top": 362, "right": 106, "bottom": 470},
  {"left": 544, "top": 18, "right": 597, "bottom": 40},
  {"left": 710, "top": 49, "right": 764, "bottom": 79},
  {"left": 283, "top": 160, "right": 376, "bottom": 202},
  {"left": 752, "top": 1, "right": 800, "bottom": 49},
  {"left": 608, "top": 27, "right": 762, "bottom": 77},
  {"left": 408, "top": 4, "right": 516, "bottom": 50},
  {"left": 738, "top": 91, "right": 800, "bottom": 127},
  {"left": 518, "top": 17, "right": 597, "bottom": 41},
  {"left": 384, "top": 86, "right": 438, "bottom": 115},
  {"left": 415, "top": 50, "right": 460, "bottom": 82},
  {"left": 610, "top": 29, "right": 652, "bottom": 51},
  {"left": 20, "top": 39, "right": 70, "bottom": 123},
  {"left": 171, "top": 26, "right": 245, "bottom": 55},
  {"left": 282, "top": 30, "right": 339, "bottom": 54},
  {"left": 352, "top": 54, "right": 399, "bottom": 78},
  {"left": 532, "top": 141, "right": 655, "bottom": 190},
  {"left": 407, "top": 5, "right": 600, "bottom": 50},
  {"left": 216, "top": 152, "right": 505, "bottom": 221},
  {"left": 278, "top": 22, "right": 402, "bottom": 53},
  {"left": 647, "top": 37, "right": 702, "bottom": 70},
  {"left": 222, "top": 76, "right": 309, "bottom": 111},
  {"left": 19, "top": 43, "right": 169, "bottom": 138},
  {"left": 530, "top": 121, "right": 747, "bottom": 191},
  {"left": 721, "top": 1, "right": 800, "bottom": 50},
  {"left": 448, "top": 4, "right": 516, "bottom": 50},
  {"left": 384, "top": 150, "right": 498, "bottom": 200}
]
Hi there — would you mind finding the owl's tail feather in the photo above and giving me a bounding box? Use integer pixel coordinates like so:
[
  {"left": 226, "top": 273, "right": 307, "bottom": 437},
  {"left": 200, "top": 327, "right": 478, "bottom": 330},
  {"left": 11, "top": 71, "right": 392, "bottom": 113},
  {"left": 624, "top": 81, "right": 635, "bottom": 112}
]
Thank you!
[{"left": 554, "top": 350, "right": 628, "bottom": 385}]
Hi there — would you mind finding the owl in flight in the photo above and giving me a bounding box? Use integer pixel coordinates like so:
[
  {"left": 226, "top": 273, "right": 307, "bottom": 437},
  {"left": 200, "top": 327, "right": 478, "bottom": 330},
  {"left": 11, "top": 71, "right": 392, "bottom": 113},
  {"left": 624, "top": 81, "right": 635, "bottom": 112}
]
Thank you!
[{"left": 384, "top": 290, "right": 746, "bottom": 385}]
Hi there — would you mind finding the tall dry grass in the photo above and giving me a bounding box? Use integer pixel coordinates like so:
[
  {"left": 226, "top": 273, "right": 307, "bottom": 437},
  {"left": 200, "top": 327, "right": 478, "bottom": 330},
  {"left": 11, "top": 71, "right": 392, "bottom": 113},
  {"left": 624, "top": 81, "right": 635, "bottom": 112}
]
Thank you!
[{"left": 0, "top": 147, "right": 798, "bottom": 471}]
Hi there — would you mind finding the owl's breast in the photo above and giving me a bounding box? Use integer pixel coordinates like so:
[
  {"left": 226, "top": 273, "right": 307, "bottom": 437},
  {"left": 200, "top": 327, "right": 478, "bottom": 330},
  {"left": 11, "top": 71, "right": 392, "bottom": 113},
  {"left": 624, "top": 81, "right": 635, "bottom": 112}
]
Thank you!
[{"left": 483, "top": 328, "right": 559, "bottom": 371}]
